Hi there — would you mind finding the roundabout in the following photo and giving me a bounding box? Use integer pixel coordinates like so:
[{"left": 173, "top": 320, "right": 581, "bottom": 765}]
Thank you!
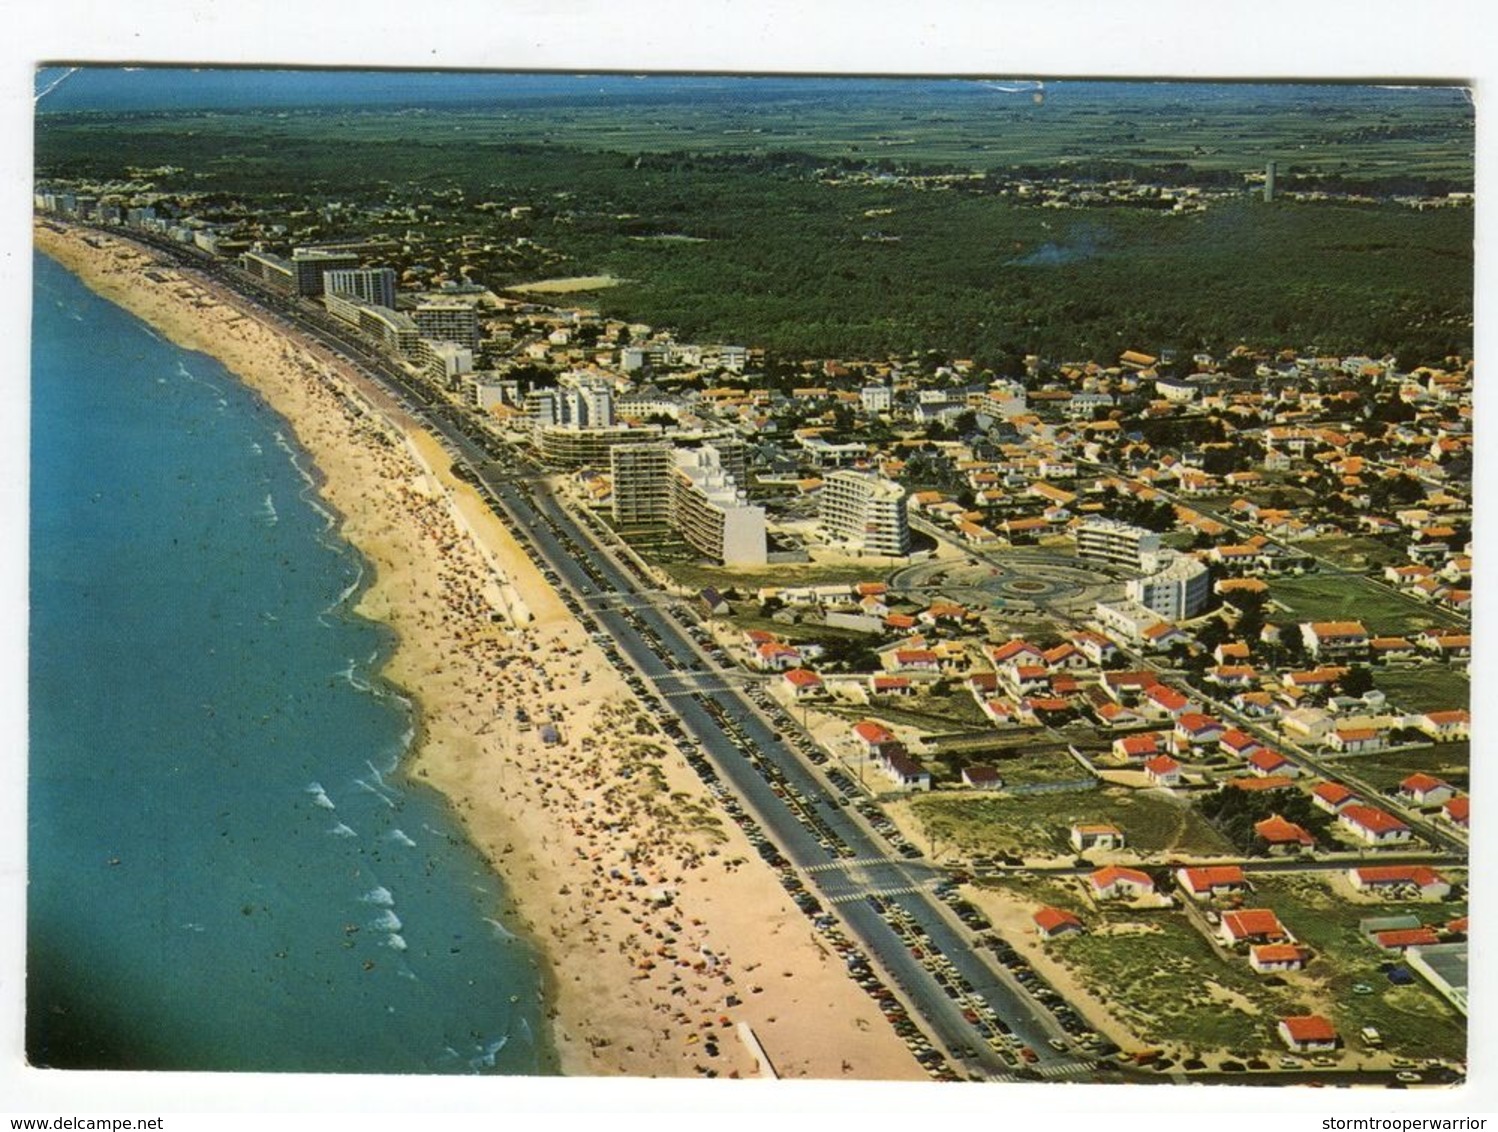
[{"left": 890, "top": 550, "right": 1126, "bottom": 619}]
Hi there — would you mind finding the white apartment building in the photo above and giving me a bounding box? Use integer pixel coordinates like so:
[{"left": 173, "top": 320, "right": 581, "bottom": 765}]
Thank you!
[
  {"left": 1076, "top": 517, "right": 1163, "bottom": 573},
  {"left": 1127, "top": 551, "right": 1211, "bottom": 620},
  {"left": 820, "top": 470, "right": 910, "bottom": 557},
  {"left": 670, "top": 444, "right": 766, "bottom": 566}
]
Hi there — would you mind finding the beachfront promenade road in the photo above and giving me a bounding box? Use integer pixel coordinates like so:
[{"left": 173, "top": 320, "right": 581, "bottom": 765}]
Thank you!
[
  {"left": 458, "top": 471, "right": 1087, "bottom": 1079},
  {"left": 88, "top": 224, "right": 1095, "bottom": 1080}
]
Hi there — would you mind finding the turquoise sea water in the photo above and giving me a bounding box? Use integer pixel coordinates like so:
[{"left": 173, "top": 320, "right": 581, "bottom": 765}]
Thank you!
[{"left": 27, "top": 250, "right": 555, "bottom": 1074}]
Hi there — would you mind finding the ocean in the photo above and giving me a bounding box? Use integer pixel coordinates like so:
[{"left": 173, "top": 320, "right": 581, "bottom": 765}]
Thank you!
[{"left": 27, "top": 249, "right": 555, "bottom": 1075}]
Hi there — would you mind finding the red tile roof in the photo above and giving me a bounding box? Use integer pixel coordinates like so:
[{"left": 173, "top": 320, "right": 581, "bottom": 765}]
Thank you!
[
  {"left": 1340, "top": 804, "right": 1409, "bottom": 834},
  {"left": 1033, "top": 906, "right": 1083, "bottom": 935},
  {"left": 1222, "top": 909, "right": 1287, "bottom": 941},
  {"left": 1352, "top": 865, "right": 1446, "bottom": 888},
  {"left": 783, "top": 667, "right": 823, "bottom": 688},
  {"left": 1280, "top": 1015, "right": 1337, "bottom": 1043},
  {"left": 1374, "top": 927, "right": 1441, "bottom": 950},
  {"left": 1254, "top": 814, "right": 1314, "bottom": 845},
  {"left": 1090, "top": 866, "right": 1153, "bottom": 891},
  {"left": 1179, "top": 865, "right": 1247, "bottom": 893}
]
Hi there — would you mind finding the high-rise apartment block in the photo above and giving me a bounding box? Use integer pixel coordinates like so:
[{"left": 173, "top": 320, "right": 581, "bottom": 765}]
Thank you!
[
  {"left": 819, "top": 470, "right": 910, "bottom": 557},
  {"left": 1076, "top": 517, "right": 1163, "bottom": 573},
  {"left": 323, "top": 267, "right": 396, "bottom": 310},
  {"left": 413, "top": 301, "right": 481, "bottom": 352}
]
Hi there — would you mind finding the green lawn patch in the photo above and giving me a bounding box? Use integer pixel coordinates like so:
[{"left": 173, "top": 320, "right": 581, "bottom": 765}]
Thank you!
[
  {"left": 910, "top": 787, "right": 1232, "bottom": 859},
  {"left": 1269, "top": 574, "right": 1464, "bottom": 636},
  {"left": 1329, "top": 744, "right": 1470, "bottom": 793},
  {"left": 1372, "top": 667, "right": 1470, "bottom": 715}
]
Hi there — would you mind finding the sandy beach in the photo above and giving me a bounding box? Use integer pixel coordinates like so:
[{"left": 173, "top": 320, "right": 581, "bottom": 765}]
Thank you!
[{"left": 32, "top": 220, "right": 922, "bottom": 1082}]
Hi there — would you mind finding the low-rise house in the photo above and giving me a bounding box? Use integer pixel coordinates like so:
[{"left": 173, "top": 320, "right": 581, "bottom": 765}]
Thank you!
[
  {"left": 1113, "top": 732, "right": 1167, "bottom": 762},
  {"left": 1311, "top": 781, "right": 1360, "bottom": 815},
  {"left": 1089, "top": 866, "right": 1155, "bottom": 901},
  {"left": 1278, "top": 1015, "right": 1338, "bottom": 1053},
  {"left": 1144, "top": 754, "right": 1183, "bottom": 787},
  {"left": 1141, "top": 684, "right": 1195, "bottom": 720},
  {"left": 962, "top": 765, "right": 1003, "bottom": 791},
  {"left": 1071, "top": 823, "right": 1125, "bottom": 853},
  {"left": 1254, "top": 814, "right": 1315, "bottom": 854},
  {"left": 1220, "top": 908, "right": 1292, "bottom": 947},
  {"left": 1326, "top": 727, "right": 1388, "bottom": 755},
  {"left": 1339, "top": 804, "right": 1413, "bottom": 846},
  {"left": 1226, "top": 774, "right": 1297, "bottom": 794},
  {"left": 1219, "top": 729, "right": 1265, "bottom": 759},
  {"left": 1174, "top": 712, "right": 1226, "bottom": 747},
  {"left": 879, "top": 747, "right": 931, "bottom": 791},
  {"left": 852, "top": 719, "right": 900, "bottom": 758},
  {"left": 1413, "top": 709, "right": 1471, "bottom": 743},
  {"left": 1349, "top": 865, "right": 1452, "bottom": 901},
  {"left": 1373, "top": 926, "right": 1442, "bottom": 952},
  {"left": 1246, "top": 749, "right": 1297, "bottom": 778},
  {"left": 870, "top": 675, "right": 915, "bottom": 697},
  {"left": 781, "top": 668, "right": 825, "bottom": 699},
  {"left": 1176, "top": 865, "right": 1249, "bottom": 901},
  {"left": 1399, "top": 773, "right": 1457, "bottom": 807},
  {"left": 1033, "top": 906, "right": 1084, "bottom": 939},
  {"left": 1251, "top": 944, "right": 1309, "bottom": 973},
  {"left": 1301, "top": 621, "right": 1370, "bottom": 661},
  {"left": 1442, "top": 795, "right": 1470, "bottom": 830}
]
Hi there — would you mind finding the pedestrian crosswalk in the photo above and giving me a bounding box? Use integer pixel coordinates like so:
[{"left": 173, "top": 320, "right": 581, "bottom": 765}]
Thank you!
[
  {"left": 827, "top": 882, "right": 932, "bottom": 905},
  {"left": 802, "top": 855, "right": 906, "bottom": 874}
]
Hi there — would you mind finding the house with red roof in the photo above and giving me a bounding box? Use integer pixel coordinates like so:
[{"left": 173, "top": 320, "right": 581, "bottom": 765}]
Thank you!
[
  {"left": 781, "top": 668, "right": 825, "bottom": 699},
  {"left": 1144, "top": 754, "right": 1183, "bottom": 787},
  {"left": 1101, "top": 671, "right": 1159, "bottom": 703},
  {"left": 1033, "top": 906, "right": 1085, "bottom": 939},
  {"left": 1372, "top": 926, "right": 1441, "bottom": 952},
  {"left": 1312, "top": 781, "right": 1359, "bottom": 815},
  {"left": 1089, "top": 866, "right": 1155, "bottom": 901},
  {"left": 1442, "top": 795, "right": 1470, "bottom": 830},
  {"left": 1219, "top": 908, "right": 1291, "bottom": 947},
  {"left": 1071, "top": 823, "right": 1125, "bottom": 853},
  {"left": 1399, "top": 774, "right": 1457, "bottom": 807},
  {"left": 1338, "top": 804, "right": 1413, "bottom": 846},
  {"left": 989, "top": 639, "right": 1045, "bottom": 667},
  {"left": 754, "top": 640, "right": 803, "bottom": 671},
  {"left": 870, "top": 675, "right": 915, "bottom": 697},
  {"left": 1251, "top": 943, "right": 1309, "bottom": 973},
  {"left": 1278, "top": 1015, "right": 1338, "bottom": 1053},
  {"left": 999, "top": 663, "right": 1052, "bottom": 698},
  {"left": 852, "top": 719, "right": 899, "bottom": 757},
  {"left": 1093, "top": 700, "right": 1145, "bottom": 729},
  {"left": 1176, "top": 865, "right": 1249, "bottom": 901},
  {"left": 1043, "top": 643, "right": 1090, "bottom": 671},
  {"left": 1254, "top": 814, "right": 1315, "bottom": 855},
  {"left": 1071, "top": 631, "right": 1118, "bottom": 666},
  {"left": 1246, "top": 749, "right": 1298, "bottom": 778},
  {"left": 1218, "top": 729, "right": 1265, "bottom": 760},
  {"left": 1140, "top": 683, "right": 1196, "bottom": 720},
  {"left": 1414, "top": 709, "right": 1471, "bottom": 742},
  {"left": 1348, "top": 866, "right": 1451, "bottom": 901},
  {"left": 1300, "top": 620, "right": 1370, "bottom": 661},
  {"left": 1174, "top": 712, "right": 1226, "bottom": 747},
  {"left": 1112, "top": 732, "right": 1166, "bottom": 762},
  {"left": 1226, "top": 775, "right": 1297, "bottom": 794},
  {"left": 1326, "top": 727, "right": 1387, "bottom": 755},
  {"left": 886, "top": 647, "right": 940, "bottom": 674}
]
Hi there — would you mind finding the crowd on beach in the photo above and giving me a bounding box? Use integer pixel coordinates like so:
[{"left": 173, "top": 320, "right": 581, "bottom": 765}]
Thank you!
[{"left": 34, "top": 224, "right": 922, "bottom": 1080}]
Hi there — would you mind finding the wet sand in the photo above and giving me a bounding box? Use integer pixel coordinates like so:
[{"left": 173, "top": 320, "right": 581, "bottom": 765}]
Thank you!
[{"left": 33, "top": 221, "right": 923, "bottom": 1081}]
